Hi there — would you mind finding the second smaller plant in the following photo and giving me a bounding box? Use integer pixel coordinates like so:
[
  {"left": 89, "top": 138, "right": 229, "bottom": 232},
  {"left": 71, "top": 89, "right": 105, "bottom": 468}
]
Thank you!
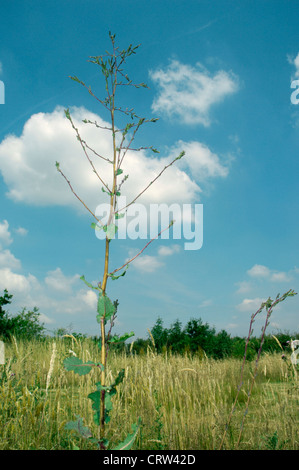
[{"left": 219, "top": 289, "right": 297, "bottom": 450}]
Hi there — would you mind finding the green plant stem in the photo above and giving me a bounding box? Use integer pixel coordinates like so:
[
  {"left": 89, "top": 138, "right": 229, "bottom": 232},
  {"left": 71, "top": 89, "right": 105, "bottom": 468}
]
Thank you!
[{"left": 99, "top": 47, "right": 119, "bottom": 444}]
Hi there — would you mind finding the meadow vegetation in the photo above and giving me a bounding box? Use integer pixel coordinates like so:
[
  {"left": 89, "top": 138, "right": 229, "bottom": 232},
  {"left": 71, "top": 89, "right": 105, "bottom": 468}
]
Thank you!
[{"left": 0, "top": 335, "right": 298, "bottom": 450}]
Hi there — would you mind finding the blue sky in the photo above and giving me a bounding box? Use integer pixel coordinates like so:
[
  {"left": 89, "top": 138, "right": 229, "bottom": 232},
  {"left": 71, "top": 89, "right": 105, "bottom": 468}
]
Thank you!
[{"left": 0, "top": 0, "right": 298, "bottom": 340}]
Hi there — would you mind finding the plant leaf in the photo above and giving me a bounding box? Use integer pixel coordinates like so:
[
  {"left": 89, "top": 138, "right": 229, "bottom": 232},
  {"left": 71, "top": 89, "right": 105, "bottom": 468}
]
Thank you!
[
  {"left": 176, "top": 150, "right": 185, "bottom": 160},
  {"left": 69, "top": 76, "right": 85, "bottom": 86},
  {"left": 64, "top": 356, "right": 95, "bottom": 376},
  {"left": 115, "top": 212, "right": 125, "bottom": 220},
  {"left": 88, "top": 389, "right": 101, "bottom": 412},
  {"left": 88, "top": 372, "right": 124, "bottom": 426},
  {"left": 65, "top": 416, "right": 93, "bottom": 439},
  {"left": 91, "top": 222, "right": 104, "bottom": 232},
  {"left": 64, "top": 108, "right": 71, "bottom": 120},
  {"left": 108, "top": 265, "right": 129, "bottom": 280},
  {"left": 108, "top": 332, "right": 134, "bottom": 344},
  {"left": 96, "top": 293, "right": 116, "bottom": 323},
  {"left": 113, "top": 418, "right": 142, "bottom": 450},
  {"left": 113, "top": 368, "right": 125, "bottom": 387},
  {"left": 80, "top": 275, "right": 102, "bottom": 292}
]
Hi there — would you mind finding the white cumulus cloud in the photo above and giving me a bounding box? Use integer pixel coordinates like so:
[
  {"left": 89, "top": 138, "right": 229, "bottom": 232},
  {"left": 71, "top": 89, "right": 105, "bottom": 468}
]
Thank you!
[
  {"left": 170, "top": 140, "right": 229, "bottom": 181},
  {"left": 0, "top": 105, "right": 233, "bottom": 233},
  {"left": 45, "top": 267, "right": 80, "bottom": 294},
  {"left": 150, "top": 59, "right": 239, "bottom": 126},
  {"left": 0, "top": 249, "right": 22, "bottom": 271},
  {"left": 0, "top": 106, "right": 112, "bottom": 210},
  {"left": 0, "top": 220, "right": 13, "bottom": 247},
  {"left": 0, "top": 106, "right": 206, "bottom": 214},
  {"left": 79, "top": 289, "right": 98, "bottom": 309},
  {"left": 0, "top": 218, "right": 97, "bottom": 327},
  {"left": 0, "top": 267, "right": 39, "bottom": 294}
]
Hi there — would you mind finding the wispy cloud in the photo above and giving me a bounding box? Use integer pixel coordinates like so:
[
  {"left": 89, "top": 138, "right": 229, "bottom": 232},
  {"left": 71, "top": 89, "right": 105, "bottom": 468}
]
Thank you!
[
  {"left": 150, "top": 59, "right": 239, "bottom": 126},
  {"left": 235, "top": 263, "right": 298, "bottom": 317},
  {"left": 157, "top": 244, "right": 180, "bottom": 257},
  {"left": 235, "top": 281, "right": 252, "bottom": 295},
  {"left": 130, "top": 254, "right": 164, "bottom": 273},
  {"left": 14, "top": 227, "right": 28, "bottom": 236},
  {"left": 198, "top": 299, "right": 213, "bottom": 308},
  {"left": 236, "top": 297, "right": 265, "bottom": 312},
  {"left": 128, "top": 243, "right": 181, "bottom": 273}
]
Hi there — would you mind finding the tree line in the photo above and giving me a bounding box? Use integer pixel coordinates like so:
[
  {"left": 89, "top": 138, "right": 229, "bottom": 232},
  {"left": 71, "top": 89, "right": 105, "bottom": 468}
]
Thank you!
[
  {"left": 126, "top": 317, "right": 298, "bottom": 360},
  {"left": 0, "top": 289, "right": 297, "bottom": 360}
]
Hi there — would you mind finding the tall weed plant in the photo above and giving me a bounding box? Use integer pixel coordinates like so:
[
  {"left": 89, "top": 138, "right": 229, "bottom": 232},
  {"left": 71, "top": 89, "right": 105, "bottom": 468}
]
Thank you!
[{"left": 56, "top": 32, "right": 184, "bottom": 450}]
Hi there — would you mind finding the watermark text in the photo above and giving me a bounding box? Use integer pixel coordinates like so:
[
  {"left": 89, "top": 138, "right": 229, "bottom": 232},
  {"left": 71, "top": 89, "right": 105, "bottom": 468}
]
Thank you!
[
  {"left": 0, "top": 80, "right": 4, "bottom": 104},
  {"left": 94, "top": 197, "right": 203, "bottom": 251}
]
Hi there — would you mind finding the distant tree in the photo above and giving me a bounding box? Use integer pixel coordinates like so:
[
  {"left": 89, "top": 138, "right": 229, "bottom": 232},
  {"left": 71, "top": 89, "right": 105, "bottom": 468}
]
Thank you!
[
  {"left": 184, "top": 318, "right": 216, "bottom": 355},
  {"left": 0, "top": 289, "right": 45, "bottom": 341},
  {"left": 130, "top": 337, "right": 151, "bottom": 355},
  {"left": 72, "top": 331, "right": 88, "bottom": 341},
  {"left": 151, "top": 317, "right": 168, "bottom": 353},
  {"left": 168, "top": 319, "right": 186, "bottom": 353},
  {"left": 213, "top": 329, "right": 232, "bottom": 359},
  {"left": 231, "top": 336, "right": 256, "bottom": 360},
  {"left": 0, "top": 288, "right": 13, "bottom": 319},
  {"left": 53, "top": 327, "right": 69, "bottom": 338},
  {"left": 0, "top": 289, "right": 13, "bottom": 339}
]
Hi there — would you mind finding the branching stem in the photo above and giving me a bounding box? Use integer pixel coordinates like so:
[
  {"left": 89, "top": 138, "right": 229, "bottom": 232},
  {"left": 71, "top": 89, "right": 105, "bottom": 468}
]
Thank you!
[{"left": 58, "top": 32, "right": 184, "bottom": 450}]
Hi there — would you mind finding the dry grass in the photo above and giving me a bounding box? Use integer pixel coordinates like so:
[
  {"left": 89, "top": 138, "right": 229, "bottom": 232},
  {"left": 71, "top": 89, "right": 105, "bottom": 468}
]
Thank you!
[{"left": 0, "top": 337, "right": 298, "bottom": 450}]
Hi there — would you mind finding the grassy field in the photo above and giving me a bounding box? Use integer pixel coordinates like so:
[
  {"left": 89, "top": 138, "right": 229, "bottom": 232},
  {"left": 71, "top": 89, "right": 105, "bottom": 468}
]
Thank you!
[{"left": 0, "top": 336, "right": 298, "bottom": 450}]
